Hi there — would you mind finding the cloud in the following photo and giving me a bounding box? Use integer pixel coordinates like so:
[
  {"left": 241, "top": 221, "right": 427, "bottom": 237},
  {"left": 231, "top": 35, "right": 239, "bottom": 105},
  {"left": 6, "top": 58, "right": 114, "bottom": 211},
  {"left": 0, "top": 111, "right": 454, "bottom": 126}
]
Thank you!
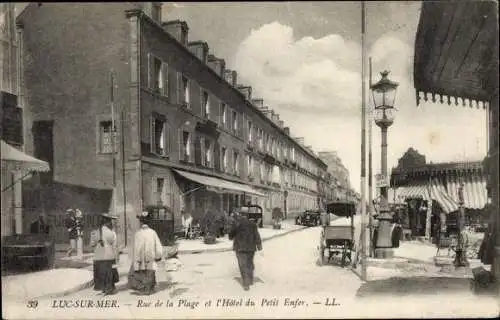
[{"left": 232, "top": 22, "right": 488, "bottom": 192}]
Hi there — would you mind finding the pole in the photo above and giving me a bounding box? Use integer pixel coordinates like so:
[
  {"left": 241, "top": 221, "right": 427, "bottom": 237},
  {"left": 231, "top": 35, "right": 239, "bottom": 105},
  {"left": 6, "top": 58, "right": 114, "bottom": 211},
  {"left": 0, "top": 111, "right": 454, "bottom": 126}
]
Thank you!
[
  {"left": 368, "top": 57, "right": 374, "bottom": 258},
  {"left": 360, "top": 0, "right": 368, "bottom": 281},
  {"left": 121, "top": 106, "right": 128, "bottom": 246},
  {"left": 110, "top": 70, "right": 117, "bottom": 218}
]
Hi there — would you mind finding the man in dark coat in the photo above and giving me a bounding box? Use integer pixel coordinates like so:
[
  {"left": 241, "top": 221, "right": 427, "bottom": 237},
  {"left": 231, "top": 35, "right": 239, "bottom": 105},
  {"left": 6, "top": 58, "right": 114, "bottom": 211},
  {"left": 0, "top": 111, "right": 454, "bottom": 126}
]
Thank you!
[{"left": 229, "top": 212, "right": 262, "bottom": 291}]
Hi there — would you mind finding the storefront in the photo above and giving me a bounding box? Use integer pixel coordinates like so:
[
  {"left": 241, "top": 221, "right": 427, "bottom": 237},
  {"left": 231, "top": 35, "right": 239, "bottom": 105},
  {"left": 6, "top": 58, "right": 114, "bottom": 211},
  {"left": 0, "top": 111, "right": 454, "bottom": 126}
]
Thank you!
[
  {"left": 1, "top": 140, "right": 50, "bottom": 237},
  {"left": 413, "top": 0, "right": 498, "bottom": 278}
]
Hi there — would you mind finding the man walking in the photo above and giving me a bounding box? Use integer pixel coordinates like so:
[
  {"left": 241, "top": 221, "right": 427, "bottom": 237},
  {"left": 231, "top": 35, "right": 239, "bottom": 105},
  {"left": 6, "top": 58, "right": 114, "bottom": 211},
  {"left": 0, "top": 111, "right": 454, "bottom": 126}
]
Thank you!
[{"left": 229, "top": 211, "right": 262, "bottom": 291}]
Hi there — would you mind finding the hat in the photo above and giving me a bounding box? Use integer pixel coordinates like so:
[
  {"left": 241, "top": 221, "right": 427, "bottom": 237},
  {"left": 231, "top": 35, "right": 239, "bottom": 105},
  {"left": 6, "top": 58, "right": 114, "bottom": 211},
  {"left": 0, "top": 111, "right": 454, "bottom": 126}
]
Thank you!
[
  {"left": 101, "top": 213, "right": 118, "bottom": 220},
  {"left": 66, "top": 209, "right": 74, "bottom": 214},
  {"left": 74, "top": 209, "right": 83, "bottom": 217}
]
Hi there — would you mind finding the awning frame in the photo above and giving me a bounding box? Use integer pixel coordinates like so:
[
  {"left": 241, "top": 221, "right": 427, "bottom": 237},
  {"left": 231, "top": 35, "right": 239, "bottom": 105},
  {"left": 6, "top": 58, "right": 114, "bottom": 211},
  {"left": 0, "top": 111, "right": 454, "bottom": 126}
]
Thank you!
[{"left": 173, "top": 169, "right": 266, "bottom": 197}]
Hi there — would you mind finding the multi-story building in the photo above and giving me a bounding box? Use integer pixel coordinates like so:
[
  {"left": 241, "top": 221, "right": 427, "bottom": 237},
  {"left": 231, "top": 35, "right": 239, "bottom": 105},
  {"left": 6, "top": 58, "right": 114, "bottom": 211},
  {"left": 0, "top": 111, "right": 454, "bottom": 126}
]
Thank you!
[
  {"left": 318, "top": 151, "right": 352, "bottom": 201},
  {"left": 17, "top": 3, "right": 327, "bottom": 245}
]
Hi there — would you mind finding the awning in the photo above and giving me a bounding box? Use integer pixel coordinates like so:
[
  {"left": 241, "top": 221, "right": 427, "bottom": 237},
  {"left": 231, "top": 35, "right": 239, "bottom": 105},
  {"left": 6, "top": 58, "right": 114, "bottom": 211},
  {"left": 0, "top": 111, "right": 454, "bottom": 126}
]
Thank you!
[
  {"left": 1, "top": 140, "right": 50, "bottom": 173},
  {"left": 429, "top": 179, "right": 460, "bottom": 214},
  {"left": 394, "top": 184, "right": 430, "bottom": 200},
  {"left": 413, "top": 1, "right": 498, "bottom": 107},
  {"left": 446, "top": 173, "right": 488, "bottom": 209},
  {"left": 173, "top": 169, "right": 265, "bottom": 197}
]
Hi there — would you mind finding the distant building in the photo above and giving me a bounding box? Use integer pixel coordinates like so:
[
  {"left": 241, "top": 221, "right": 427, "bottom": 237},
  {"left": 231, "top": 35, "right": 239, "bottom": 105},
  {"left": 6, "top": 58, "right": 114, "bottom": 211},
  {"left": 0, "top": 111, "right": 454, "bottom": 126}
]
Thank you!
[
  {"left": 17, "top": 3, "right": 327, "bottom": 245},
  {"left": 318, "top": 151, "right": 352, "bottom": 201}
]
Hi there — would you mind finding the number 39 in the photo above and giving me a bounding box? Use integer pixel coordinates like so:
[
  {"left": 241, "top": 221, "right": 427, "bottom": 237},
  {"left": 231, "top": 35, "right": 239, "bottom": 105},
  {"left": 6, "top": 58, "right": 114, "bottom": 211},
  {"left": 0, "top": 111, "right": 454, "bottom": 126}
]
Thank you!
[{"left": 27, "top": 300, "right": 38, "bottom": 308}]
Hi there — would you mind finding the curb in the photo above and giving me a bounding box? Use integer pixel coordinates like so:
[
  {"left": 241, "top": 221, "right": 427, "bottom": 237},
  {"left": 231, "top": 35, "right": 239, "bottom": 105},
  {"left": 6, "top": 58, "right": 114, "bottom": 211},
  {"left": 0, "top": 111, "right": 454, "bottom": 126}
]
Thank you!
[{"left": 178, "top": 225, "right": 308, "bottom": 254}]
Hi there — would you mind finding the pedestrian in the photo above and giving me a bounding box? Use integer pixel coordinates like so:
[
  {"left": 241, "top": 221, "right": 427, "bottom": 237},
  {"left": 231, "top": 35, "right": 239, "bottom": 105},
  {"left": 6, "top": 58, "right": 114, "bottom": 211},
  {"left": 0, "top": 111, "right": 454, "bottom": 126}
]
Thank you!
[
  {"left": 228, "top": 211, "right": 262, "bottom": 291},
  {"left": 65, "top": 209, "right": 83, "bottom": 257},
  {"left": 128, "top": 210, "right": 163, "bottom": 295},
  {"left": 92, "top": 213, "right": 119, "bottom": 295},
  {"left": 181, "top": 209, "right": 193, "bottom": 239},
  {"left": 30, "top": 212, "right": 50, "bottom": 234}
]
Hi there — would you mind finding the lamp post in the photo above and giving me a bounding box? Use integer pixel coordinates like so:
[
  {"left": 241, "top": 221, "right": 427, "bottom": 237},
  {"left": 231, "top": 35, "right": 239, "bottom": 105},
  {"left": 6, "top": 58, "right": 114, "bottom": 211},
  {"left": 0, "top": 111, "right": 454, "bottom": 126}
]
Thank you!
[
  {"left": 454, "top": 181, "right": 469, "bottom": 267},
  {"left": 371, "top": 70, "right": 399, "bottom": 259}
]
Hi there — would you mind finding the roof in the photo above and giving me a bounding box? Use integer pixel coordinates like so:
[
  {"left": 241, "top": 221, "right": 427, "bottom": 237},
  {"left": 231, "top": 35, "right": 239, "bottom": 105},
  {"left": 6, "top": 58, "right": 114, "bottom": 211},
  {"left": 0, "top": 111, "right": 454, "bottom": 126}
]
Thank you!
[{"left": 413, "top": 1, "right": 498, "bottom": 107}]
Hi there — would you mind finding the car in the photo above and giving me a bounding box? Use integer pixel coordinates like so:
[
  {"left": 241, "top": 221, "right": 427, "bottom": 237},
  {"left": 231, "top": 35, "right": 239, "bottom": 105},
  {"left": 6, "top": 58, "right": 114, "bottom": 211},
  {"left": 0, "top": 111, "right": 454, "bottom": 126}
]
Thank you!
[
  {"left": 295, "top": 210, "right": 322, "bottom": 227},
  {"left": 239, "top": 205, "right": 264, "bottom": 228}
]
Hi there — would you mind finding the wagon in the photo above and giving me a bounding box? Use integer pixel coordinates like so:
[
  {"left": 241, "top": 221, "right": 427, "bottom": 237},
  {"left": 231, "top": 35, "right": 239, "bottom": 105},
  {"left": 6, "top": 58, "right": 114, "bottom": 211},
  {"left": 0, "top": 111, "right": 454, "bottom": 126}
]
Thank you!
[{"left": 318, "top": 201, "right": 356, "bottom": 267}]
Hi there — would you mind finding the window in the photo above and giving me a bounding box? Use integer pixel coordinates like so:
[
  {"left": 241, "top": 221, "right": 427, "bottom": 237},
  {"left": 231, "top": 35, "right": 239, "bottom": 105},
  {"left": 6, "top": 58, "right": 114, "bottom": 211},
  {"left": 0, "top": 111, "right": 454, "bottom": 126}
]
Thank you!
[
  {"left": 248, "top": 120, "right": 253, "bottom": 142},
  {"left": 149, "top": 55, "right": 168, "bottom": 97},
  {"left": 180, "top": 75, "right": 190, "bottom": 107},
  {"left": 233, "top": 150, "right": 239, "bottom": 175},
  {"left": 205, "top": 139, "right": 212, "bottom": 167},
  {"left": 182, "top": 131, "right": 191, "bottom": 162},
  {"left": 155, "top": 178, "right": 165, "bottom": 204},
  {"left": 222, "top": 147, "right": 228, "bottom": 171},
  {"left": 201, "top": 91, "right": 210, "bottom": 119},
  {"left": 152, "top": 117, "right": 169, "bottom": 156},
  {"left": 99, "top": 121, "right": 116, "bottom": 154},
  {"left": 221, "top": 103, "right": 227, "bottom": 127},
  {"left": 232, "top": 111, "right": 238, "bottom": 132}
]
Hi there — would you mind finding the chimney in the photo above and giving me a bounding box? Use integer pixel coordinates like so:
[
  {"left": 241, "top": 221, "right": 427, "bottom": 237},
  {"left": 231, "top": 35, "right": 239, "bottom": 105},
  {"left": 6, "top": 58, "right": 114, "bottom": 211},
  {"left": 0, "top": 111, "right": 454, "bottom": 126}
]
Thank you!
[
  {"left": 284, "top": 127, "right": 290, "bottom": 135},
  {"left": 279, "top": 120, "right": 284, "bottom": 128},
  {"left": 188, "top": 41, "right": 209, "bottom": 63},
  {"left": 251, "top": 98, "right": 264, "bottom": 109},
  {"left": 207, "top": 54, "right": 226, "bottom": 77},
  {"left": 162, "top": 20, "right": 189, "bottom": 46},
  {"left": 223, "top": 69, "right": 238, "bottom": 86},
  {"left": 295, "top": 137, "right": 305, "bottom": 145},
  {"left": 237, "top": 85, "right": 252, "bottom": 100}
]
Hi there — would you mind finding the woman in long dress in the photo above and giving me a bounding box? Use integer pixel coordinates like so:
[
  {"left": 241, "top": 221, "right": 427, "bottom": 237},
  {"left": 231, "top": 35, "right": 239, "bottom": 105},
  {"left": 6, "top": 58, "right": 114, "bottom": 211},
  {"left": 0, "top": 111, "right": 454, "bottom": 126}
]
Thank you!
[
  {"left": 92, "top": 213, "right": 119, "bottom": 295},
  {"left": 128, "top": 211, "right": 163, "bottom": 295}
]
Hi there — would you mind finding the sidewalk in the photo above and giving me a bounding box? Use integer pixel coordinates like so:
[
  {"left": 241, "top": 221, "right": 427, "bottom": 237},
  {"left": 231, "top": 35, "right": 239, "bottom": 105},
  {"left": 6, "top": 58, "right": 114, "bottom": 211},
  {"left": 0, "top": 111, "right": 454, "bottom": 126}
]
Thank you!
[
  {"left": 176, "top": 219, "right": 305, "bottom": 254},
  {"left": 3, "top": 220, "right": 306, "bottom": 300}
]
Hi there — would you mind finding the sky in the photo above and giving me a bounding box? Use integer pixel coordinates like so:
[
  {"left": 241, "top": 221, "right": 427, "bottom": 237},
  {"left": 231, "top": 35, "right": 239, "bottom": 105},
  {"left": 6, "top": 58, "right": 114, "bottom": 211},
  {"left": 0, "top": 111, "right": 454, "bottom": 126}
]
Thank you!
[
  {"left": 162, "top": 1, "right": 488, "bottom": 193},
  {"left": 15, "top": 2, "right": 488, "bottom": 193}
]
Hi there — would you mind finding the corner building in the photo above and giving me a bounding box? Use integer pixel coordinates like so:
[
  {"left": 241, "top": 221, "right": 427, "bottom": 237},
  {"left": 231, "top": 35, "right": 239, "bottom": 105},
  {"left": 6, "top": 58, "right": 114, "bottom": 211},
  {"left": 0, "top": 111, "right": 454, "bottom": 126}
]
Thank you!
[{"left": 18, "top": 3, "right": 326, "bottom": 246}]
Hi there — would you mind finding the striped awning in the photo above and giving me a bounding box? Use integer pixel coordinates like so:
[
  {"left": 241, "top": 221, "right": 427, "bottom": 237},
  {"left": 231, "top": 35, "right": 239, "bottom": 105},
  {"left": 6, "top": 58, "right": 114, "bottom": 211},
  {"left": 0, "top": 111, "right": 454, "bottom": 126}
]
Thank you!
[
  {"left": 429, "top": 179, "right": 460, "bottom": 214},
  {"left": 446, "top": 173, "right": 488, "bottom": 209},
  {"left": 394, "top": 184, "right": 430, "bottom": 200}
]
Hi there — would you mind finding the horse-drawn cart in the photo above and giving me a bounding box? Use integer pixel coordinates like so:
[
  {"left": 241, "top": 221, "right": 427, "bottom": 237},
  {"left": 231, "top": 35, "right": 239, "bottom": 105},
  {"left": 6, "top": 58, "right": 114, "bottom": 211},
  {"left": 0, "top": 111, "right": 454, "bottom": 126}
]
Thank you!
[{"left": 318, "top": 201, "right": 356, "bottom": 267}]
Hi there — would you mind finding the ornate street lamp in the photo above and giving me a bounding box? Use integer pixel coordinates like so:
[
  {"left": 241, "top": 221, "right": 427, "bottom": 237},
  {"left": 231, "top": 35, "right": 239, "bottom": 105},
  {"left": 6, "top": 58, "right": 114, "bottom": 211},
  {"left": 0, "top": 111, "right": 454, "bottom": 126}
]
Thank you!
[{"left": 371, "top": 70, "right": 399, "bottom": 259}]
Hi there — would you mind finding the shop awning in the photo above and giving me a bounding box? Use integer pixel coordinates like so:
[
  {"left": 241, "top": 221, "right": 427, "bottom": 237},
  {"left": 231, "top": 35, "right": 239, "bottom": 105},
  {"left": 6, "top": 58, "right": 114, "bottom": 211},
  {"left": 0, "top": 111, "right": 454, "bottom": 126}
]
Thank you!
[
  {"left": 394, "top": 184, "right": 430, "bottom": 200},
  {"left": 392, "top": 181, "right": 459, "bottom": 214},
  {"left": 1, "top": 140, "right": 50, "bottom": 173},
  {"left": 429, "top": 179, "right": 460, "bottom": 214},
  {"left": 446, "top": 173, "right": 488, "bottom": 210},
  {"left": 173, "top": 169, "right": 265, "bottom": 197},
  {"left": 413, "top": 1, "right": 497, "bottom": 107}
]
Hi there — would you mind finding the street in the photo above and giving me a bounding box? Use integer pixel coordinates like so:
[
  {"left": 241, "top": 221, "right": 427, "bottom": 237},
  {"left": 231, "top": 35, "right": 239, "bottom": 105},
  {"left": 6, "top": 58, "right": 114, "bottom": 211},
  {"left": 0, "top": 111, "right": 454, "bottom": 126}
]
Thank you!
[{"left": 3, "top": 227, "right": 499, "bottom": 319}]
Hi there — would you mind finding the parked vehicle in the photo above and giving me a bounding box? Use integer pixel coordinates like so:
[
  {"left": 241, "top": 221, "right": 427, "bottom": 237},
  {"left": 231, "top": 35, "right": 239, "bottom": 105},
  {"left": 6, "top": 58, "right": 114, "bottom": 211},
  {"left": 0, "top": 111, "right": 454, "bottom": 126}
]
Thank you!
[
  {"left": 239, "top": 205, "right": 264, "bottom": 228},
  {"left": 295, "top": 210, "right": 322, "bottom": 227},
  {"left": 319, "top": 201, "right": 356, "bottom": 267}
]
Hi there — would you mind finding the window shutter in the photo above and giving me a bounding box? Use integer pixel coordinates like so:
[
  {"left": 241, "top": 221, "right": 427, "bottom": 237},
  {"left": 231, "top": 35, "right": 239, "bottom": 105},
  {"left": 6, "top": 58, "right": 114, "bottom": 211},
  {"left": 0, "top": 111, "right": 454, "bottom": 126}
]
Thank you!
[
  {"left": 147, "top": 53, "right": 151, "bottom": 89},
  {"left": 150, "top": 116, "right": 154, "bottom": 154},
  {"left": 166, "top": 122, "right": 172, "bottom": 155},
  {"left": 177, "top": 72, "right": 182, "bottom": 104},
  {"left": 194, "top": 137, "right": 202, "bottom": 165},
  {"left": 177, "top": 128, "right": 183, "bottom": 160},
  {"left": 214, "top": 142, "right": 220, "bottom": 171},
  {"left": 162, "top": 62, "right": 169, "bottom": 97}
]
